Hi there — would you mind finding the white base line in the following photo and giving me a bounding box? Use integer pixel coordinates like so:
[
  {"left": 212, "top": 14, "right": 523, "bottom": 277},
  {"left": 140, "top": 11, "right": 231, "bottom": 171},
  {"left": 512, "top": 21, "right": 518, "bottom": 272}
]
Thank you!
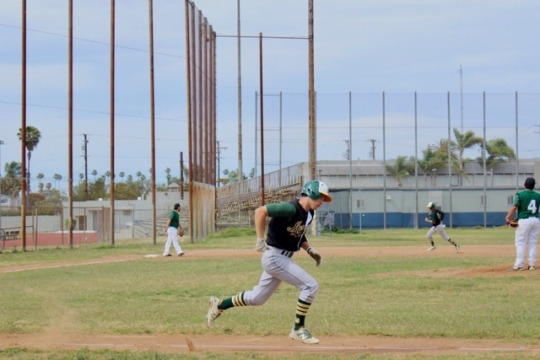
[
  {"left": 41, "top": 342, "right": 539, "bottom": 353},
  {"left": 458, "top": 347, "right": 528, "bottom": 352},
  {"left": 3, "top": 258, "right": 132, "bottom": 273}
]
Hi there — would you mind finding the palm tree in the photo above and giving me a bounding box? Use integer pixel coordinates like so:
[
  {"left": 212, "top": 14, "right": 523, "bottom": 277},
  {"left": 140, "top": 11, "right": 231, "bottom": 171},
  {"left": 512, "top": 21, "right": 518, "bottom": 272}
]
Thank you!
[
  {"left": 2, "top": 161, "right": 22, "bottom": 196},
  {"left": 17, "top": 125, "right": 41, "bottom": 193},
  {"left": 104, "top": 171, "right": 111, "bottom": 188},
  {"left": 53, "top": 174, "right": 62, "bottom": 189},
  {"left": 480, "top": 138, "right": 516, "bottom": 185},
  {"left": 385, "top": 156, "right": 411, "bottom": 187},
  {"left": 37, "top": 173, "right": 45, "bottom": 193},
  {"left": 419, "top": 140, "right": 457, "bottom": 186},
  {"left": 453, "top": 128, "right": 484, "bottom": 185},
  {"left": 4, "top": 161, "right": 22, "bottom": 178},
  {"left": 165, "top": 167, "right": 171, "bottom": 185}
]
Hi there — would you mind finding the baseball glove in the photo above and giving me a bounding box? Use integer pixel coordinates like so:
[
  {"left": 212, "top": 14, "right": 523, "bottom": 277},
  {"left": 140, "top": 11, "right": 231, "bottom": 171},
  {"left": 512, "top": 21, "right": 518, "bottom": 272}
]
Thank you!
[
  {"left": 507, "top": 219, "right": 519, "bottom": 228},
  {"left": 178, "top": 227, "right": 185, "bottom": 237}
]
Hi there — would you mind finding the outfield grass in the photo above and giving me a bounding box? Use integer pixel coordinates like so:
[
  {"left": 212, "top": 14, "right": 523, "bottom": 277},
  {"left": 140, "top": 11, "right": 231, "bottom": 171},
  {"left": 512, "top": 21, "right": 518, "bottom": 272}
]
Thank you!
[{"left": 1, "top": 227, "right": 539, "bottom": 359}]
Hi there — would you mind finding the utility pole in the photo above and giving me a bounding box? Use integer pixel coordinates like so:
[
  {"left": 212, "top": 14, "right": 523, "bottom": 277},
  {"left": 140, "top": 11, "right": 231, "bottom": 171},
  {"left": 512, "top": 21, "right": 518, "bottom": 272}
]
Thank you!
[
  {"left": 179, "top": 151, "right": 184, "bottom": 199},
  {"left": 460, "top": 65, "right": 464, "bottom": 132},
  {"left": 236, "top": 0, "right": 243, "bottom": 184},
  {"left": 343, "top": 140, "right": 351, "bottom": 160},
  {"left": 308, "top": 0, "right": 316, "bottom": 180},
  {"left": 368, "top": 139, "right": 376, "bottom": 160},
  {"left": 0, "top": 139, "right": 3, "bottom": 234},
  {"left": 82, "top": 133, "right": 89, "bottom": 200},
  {"left": 216, "top": 140, "right": 227, "bottom": 187},
  {"left": 0, "top": 139, "right": 4, "bottom": 177}
]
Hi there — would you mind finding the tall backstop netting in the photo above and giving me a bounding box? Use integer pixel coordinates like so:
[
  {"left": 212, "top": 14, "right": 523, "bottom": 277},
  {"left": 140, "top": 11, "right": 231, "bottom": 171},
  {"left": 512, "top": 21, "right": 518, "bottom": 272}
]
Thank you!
[{"left": 185, "top": 0, "right": 217, "bottom": 241}]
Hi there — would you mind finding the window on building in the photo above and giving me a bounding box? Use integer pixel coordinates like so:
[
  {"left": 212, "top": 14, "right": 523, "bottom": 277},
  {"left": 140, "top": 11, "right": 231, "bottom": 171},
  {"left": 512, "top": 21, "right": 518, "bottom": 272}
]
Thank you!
[{"left": 507, "top": 195, "right": 514, "bottom": 205}]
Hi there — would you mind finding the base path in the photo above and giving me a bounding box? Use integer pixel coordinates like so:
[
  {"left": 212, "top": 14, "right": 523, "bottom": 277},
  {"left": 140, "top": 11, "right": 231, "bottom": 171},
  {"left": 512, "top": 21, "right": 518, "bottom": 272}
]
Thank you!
[{"left": 0, "top": 333, "right": 539, "bottom": 356}]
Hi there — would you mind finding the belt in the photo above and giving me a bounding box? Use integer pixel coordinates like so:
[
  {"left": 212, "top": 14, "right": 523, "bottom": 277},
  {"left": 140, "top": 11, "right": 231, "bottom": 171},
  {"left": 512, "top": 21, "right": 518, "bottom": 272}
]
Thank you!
[
  {"left": 267, "top": 247, "right": 294, "bottom": 258},
  {"left": 280, "top": 250, "right": 294, "bottom": 258}
]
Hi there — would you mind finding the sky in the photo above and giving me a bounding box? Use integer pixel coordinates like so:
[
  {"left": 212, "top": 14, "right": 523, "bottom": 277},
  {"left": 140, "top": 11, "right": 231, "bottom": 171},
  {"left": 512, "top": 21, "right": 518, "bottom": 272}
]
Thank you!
[{"left": 0, "top": 0, "right": 539, "bottom": 191}]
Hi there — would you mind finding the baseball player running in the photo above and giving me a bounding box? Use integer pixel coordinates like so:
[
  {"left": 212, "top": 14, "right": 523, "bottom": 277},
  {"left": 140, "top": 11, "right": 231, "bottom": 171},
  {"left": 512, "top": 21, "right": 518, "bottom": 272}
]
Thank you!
[
  {"left": 505, "top": 177, "right": 540, "bottom": 271},
  {"left": 425, "top": 202, "right": 460, "bottom": 252},
  {"left": 205, "top": 180, "right": 332, "bottom": 344}
]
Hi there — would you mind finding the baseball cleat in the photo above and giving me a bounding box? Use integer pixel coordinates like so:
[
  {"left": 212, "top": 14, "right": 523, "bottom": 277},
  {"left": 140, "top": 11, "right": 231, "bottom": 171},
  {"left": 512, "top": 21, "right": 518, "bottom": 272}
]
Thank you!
[
  {"left": 289, "top": 327, "right": 319, "bottom": 344},
  {"left": 427, "top": 246, "right": 436, "bottom": 251},
  {"left": 205, "top": 296, "right": 222, "bottom": 328},
  {"left": 455, "top": 244, "right": 460, "bottom": 252},
  {"left": 510, "top": 266, "right": 525, "bottom": 271},
  {"left": 529, "top": 265, "right": 535, "bottom": 270}
]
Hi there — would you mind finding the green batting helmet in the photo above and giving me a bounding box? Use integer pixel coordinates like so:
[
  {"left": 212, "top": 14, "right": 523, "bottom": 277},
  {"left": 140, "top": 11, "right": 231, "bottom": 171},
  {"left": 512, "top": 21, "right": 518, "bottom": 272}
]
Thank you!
[{"left": 301, "top": 180, "right": 332, "bottom": 202}]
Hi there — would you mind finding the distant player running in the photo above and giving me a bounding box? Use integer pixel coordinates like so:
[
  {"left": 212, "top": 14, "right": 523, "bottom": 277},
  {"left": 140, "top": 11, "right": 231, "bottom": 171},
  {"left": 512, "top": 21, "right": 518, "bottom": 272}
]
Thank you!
[
  {"left": 205, "top": 180, "right": 332, "bottom": 344},
  {"left": 425, "top": 202, "right": 460, "bottom": 252}
]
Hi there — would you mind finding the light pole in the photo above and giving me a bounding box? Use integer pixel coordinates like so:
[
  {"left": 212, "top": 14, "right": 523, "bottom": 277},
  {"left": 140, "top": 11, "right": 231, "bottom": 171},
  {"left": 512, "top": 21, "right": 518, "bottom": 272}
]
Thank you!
[
  {"left": 0, "top": 139, "right": 4, "bottom": 234},
  {"left": 216, "top": 140, "right": 228, "bottom": 187},
  {"left": 0, "top": 139, "right": 4, "bottom": 177}
]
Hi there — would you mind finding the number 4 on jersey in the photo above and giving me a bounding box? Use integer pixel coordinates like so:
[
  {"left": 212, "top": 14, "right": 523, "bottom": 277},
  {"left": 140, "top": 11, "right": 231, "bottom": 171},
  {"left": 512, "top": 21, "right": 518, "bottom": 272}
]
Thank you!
[{"left": 527, "top": 200, "right": 538, "bottom": 214}]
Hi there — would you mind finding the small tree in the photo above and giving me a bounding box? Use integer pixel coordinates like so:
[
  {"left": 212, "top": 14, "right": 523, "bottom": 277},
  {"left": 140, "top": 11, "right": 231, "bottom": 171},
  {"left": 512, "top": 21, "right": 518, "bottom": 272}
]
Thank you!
[
  {"left": 453, "top": 128, "right": 484, "bottom": 185},
  {"left": 385, "top": 156, "right": 412, "bottom": 187},
  {"left": 222, "top": 168, "right": 255, "bottom": 184},
  {"left": 1, "top": 162, "right": 22, "bottom": 196}
]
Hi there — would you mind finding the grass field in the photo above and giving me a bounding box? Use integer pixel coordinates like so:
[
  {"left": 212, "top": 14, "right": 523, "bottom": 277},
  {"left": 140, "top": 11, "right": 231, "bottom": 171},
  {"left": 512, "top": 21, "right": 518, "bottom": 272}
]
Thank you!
[{"left": 1, "top": 227, "right": 540, "bottom": 359}]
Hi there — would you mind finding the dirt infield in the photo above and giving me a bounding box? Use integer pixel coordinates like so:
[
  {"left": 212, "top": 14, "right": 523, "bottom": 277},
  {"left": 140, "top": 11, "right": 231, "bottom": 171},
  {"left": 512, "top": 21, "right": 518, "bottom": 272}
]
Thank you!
[
  {"left": 2, "top": 332, "right": 540, "bottom": 356},
  {"left": 1, "top": 245, "right": 539, "bottom": 357}
]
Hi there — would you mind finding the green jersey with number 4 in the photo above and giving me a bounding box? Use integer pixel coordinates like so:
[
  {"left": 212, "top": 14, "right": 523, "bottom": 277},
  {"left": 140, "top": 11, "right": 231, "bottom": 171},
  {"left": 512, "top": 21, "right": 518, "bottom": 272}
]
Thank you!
[{"left": 513, "top": 190, "right": 540, "bottom": 219}]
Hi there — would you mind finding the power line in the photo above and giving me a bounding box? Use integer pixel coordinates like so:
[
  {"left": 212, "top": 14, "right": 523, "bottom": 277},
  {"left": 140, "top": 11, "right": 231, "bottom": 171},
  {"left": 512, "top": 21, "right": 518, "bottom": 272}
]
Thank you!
[{"left": 0, "top": 23, "right": 184, "bottom": 59}]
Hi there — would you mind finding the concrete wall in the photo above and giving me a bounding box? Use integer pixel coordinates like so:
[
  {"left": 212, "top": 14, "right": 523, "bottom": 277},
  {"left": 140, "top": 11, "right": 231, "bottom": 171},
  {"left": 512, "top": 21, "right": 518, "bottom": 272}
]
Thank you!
[{"left": 322, "top": 187, "right": 518, "bottom": 229}]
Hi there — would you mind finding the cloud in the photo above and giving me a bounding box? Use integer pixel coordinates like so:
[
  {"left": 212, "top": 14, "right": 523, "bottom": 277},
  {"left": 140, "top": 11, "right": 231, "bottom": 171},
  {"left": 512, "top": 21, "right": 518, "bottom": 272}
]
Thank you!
[{"left": 0, "top": 0, "right": 538, "bottom": 188}]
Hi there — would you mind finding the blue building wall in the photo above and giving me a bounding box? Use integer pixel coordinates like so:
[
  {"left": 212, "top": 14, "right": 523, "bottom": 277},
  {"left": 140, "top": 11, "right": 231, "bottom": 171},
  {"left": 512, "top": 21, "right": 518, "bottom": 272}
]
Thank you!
[{"left": 332, "top": 211, "right": 509, "bottom": 229}]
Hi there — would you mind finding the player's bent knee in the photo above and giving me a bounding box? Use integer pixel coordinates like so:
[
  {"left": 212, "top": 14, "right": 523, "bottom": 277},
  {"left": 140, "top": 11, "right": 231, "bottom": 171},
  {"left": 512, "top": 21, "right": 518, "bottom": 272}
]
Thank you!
[{"left": 303, "top": 280, "right": 319, "bottom": 297}]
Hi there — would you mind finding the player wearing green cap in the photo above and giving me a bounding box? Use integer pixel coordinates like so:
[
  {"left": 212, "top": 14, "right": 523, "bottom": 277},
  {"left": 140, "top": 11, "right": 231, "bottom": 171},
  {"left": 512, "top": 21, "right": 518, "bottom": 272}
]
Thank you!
[{"left": 205, "top": 180, "right": 332, "bottom": 344}]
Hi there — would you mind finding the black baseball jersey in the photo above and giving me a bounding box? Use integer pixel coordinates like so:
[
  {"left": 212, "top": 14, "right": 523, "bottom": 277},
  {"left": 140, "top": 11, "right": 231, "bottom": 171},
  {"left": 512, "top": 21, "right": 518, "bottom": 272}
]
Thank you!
[
  {"left": 427, "top": 208, "right": 444, "bottom": 226},
  {"left": 265, "top": 198, "right": 313, "bottom": 252}
]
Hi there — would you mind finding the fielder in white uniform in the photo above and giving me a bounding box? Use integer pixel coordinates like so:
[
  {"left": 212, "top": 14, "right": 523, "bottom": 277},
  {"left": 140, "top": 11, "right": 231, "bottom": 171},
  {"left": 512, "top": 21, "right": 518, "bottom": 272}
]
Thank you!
[
  {"left": 163, "top": 203, "right": 184, "bottom": 257},
  {"left": 505, "top": 177, "right": 540, "bottom": 271},
  {"left": 205, "top": 180, "right": 332, "bottom": 344}
]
